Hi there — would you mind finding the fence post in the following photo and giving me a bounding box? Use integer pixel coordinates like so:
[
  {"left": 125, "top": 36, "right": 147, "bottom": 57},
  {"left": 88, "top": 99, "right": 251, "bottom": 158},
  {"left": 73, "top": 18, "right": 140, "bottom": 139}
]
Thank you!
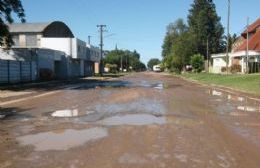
[
  {"left": 7, "top": 60, "right": 10, "bottom": 84},
  {"left": 30, "top": 61, "right": 32, "bottom": 82},
  {"left": 20, "top": 61, "right": 22, "bottom": 83}
]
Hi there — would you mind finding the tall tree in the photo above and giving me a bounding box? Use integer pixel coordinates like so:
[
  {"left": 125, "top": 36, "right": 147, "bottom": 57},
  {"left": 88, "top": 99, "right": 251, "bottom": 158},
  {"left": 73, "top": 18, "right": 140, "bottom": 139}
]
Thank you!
[
  {"left": 224, "top": 33, "right": 238, "bottom": 52},
  {"left": 161, "top": 19, "right": 188, "bottom": 58},
  {"left": 0, "top": 0, "right": 25, "bottom": 47},
  {"left": 188, "top": 0, "right": 224, "bottom": 58},
  {"left": 161, "top": 18, "right": 196, "bottom": 72}
]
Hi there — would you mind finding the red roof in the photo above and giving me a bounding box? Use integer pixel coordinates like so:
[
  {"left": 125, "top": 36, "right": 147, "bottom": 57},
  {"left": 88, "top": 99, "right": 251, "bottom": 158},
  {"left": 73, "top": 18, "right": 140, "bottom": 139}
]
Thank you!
[
  {"left": 242, "top": 18, "right": 260, "bottom": 36},
  {"left": 236, "top": 29, "right": 260, "bottom": 52},
  {"left": 235, "top": 18, "right": 260, "bottom": 52}
]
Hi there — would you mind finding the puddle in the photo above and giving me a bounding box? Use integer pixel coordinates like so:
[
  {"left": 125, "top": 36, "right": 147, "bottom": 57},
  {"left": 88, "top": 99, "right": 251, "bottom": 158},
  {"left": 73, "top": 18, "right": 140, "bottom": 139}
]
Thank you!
[
  {"left": 17, "top": 127, "right": 108, "bottom": 151},
  {"left": 227, "top": 95, "right": 245, "bottom": 102},
  {"left": 209, "top": 89, "right": 260, "bottom": 114},
  {"left": 153, "top": 83, "right": 164, "bottom": 90},
  {"left": 98, "top": 114, "right": 166, "bottom": 126},
  {"left": 135, "top": 81, "right": 165, "bottom": 90},
  {"left": 51, "top": 109, "right": 80, "bottom": 117},
  {"left": 51, "top": 109, "right": 95, "bottom": 118},
  {"left": 211, "top": 90, "right": 223, "bottom": 96},
  {"left": 0, "top": 114, "right": 6, "bottom": 119},
  {"left": 93, "top": 99, "right": 166, "bottom": 115},
  {"left": 237, "top": 106, "right": 259, "bottom": 112}
]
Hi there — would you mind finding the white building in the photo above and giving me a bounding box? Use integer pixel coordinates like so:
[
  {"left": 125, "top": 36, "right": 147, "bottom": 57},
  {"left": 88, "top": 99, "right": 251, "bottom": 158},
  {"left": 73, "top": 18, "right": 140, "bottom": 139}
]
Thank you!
[{"left": 0, "top": 21, "right": 101, "bottom": 82}]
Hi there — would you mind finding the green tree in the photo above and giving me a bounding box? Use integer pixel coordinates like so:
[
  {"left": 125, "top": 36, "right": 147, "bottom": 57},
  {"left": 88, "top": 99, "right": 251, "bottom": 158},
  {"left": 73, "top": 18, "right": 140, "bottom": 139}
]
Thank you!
[
  {"left": 188, "top": 0, "right": 224, "bottom": 57},
  {"left": 0, "top": 0, "right": 25, "bottom": 47},
  {"left": 191, "top": 54, "right": 204, "bottom": 73},
  {"left": 224, "top": 33, "right": 238, "bottom": 52},
  {"left": 161, "top": 19, "right": 188, "bottom": 58},
  {"left": 170, "top": 31, "right": 197, "bottom": 72},
  {"left": 162, "top": 19, "right": 196, "bottom": 73},
  {"left": 147, "top": 58, "right": 161, "bottom": 70},
  {"left": 104, "top": 49, "right": 146, "bottom": 72}
]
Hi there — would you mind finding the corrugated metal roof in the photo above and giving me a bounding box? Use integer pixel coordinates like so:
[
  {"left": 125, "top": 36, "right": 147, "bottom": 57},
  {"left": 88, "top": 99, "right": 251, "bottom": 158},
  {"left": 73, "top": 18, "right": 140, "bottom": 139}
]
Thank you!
[{"left": 8, "top": 22, "right": 52, "bottom": 33}]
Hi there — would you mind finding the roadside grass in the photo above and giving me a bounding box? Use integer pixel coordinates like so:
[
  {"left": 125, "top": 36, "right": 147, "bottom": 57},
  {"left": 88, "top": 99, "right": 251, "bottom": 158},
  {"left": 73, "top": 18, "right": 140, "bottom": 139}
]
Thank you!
[{"left": 180, "top": 73, "right": 260, "bottom": 95}]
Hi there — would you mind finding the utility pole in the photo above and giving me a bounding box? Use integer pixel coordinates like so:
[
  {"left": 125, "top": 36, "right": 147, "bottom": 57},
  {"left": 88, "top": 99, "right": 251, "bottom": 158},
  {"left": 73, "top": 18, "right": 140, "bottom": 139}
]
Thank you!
[
  {"left": 246, "top": 17, "right": 249, "bottom": 74},
  {"left": 207, "top": 37, "right": 209, "bottom": 73},
  {"left": 97, "top": 25, "right": 107, "bottom": 76},
  {"left": 121, "top": 55, "right": 123, "bottom": 72},
  {"left": 226, "top": 0, "right": 230, "bottom": 74},
  {"left": 88, "top": 35, "right": 91, "bottom": 45}
]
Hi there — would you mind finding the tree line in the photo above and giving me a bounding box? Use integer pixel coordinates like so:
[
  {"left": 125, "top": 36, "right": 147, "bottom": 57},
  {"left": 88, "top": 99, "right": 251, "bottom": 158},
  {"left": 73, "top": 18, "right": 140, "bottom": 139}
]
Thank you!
[
  {"left": 161, "top": 0, "right": 235, "bottom": 73},
  {"left": 104, "top": 49, "right": 146, "bottom": 73}
]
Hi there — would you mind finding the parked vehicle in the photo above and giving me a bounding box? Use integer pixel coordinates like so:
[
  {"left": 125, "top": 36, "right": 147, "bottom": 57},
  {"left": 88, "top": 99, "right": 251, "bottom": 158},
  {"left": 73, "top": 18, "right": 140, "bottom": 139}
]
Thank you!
[{"left": 153, "top": 65, "right": 161, "bottom": 72}]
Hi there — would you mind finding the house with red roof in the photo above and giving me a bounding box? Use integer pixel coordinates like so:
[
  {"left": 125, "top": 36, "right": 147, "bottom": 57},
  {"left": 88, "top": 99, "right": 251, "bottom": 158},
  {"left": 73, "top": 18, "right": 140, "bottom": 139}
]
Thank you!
[{"left": 211, "top": 18, "right": 260, "bottom": 74}]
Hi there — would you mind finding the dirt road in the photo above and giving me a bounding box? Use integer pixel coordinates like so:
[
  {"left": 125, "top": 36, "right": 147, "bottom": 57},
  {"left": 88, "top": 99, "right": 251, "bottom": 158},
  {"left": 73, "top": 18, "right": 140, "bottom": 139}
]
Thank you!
[{"left": 0, "top": 72, "right": 260, "bottom": 168}]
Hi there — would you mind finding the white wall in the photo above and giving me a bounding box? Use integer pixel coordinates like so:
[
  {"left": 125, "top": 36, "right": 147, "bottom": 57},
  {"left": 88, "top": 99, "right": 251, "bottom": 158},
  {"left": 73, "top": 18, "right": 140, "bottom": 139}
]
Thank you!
[
  {"left": 41, "top": 38, "right": 72, "bottom": 56},
  {"left": 212, "top": 57, "right": 226, "bottom": 73},
  {"left": 41, "top": 38, "right": 87, "bottom": 60}
]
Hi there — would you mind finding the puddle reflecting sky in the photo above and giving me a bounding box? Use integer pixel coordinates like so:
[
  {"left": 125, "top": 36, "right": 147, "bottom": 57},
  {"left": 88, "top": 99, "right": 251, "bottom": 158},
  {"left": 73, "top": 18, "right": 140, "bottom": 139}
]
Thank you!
[
  {"left": 98, "top": 114, "right": 166, "bottom": 126},
  {"left": 209, "top": 89, "right": 260, "bottom": 113},
  {"left": 17, "top": 127, "right": 108, "bottom": 151},
  {"left": 93, "top": 99, "right": 166, "bottom": 115}
]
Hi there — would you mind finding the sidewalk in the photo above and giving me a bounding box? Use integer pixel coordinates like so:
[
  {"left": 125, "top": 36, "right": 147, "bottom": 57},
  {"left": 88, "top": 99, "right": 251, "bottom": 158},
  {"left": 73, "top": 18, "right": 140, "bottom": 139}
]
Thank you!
[{"left": 0, "top": 75, "right": 119, "bottom": 105}]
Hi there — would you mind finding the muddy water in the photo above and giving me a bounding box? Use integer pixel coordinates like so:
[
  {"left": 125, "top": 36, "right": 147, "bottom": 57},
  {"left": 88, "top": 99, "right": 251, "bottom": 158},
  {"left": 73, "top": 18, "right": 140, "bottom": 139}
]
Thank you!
[
  {"left": 208, "top": 89, "right": 260, "bottom": 114},
  {"left": 97, "top": 114, "right": 166, "bottom": 126},
  {"left": 17, "top": 127, "right": 108, "bottom": 151}
]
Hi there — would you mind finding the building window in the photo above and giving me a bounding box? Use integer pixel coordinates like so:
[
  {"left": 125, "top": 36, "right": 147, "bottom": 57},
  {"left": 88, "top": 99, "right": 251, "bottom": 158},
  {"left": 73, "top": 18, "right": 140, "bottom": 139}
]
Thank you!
[
  {"left": 12, "top": 35, "right": 19, "bottom": 46},
  {"left": 26, "top": 34, "right": 37, "bottom": 46}
]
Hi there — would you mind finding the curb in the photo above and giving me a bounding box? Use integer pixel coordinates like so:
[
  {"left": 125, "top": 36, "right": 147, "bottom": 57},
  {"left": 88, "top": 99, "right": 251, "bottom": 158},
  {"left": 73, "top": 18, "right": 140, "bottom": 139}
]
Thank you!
[
  {"left": 175, "top": 75, "right": 260, "bottom": 102},
  {"left": 0, "top": 84, "right": 83, "bottom": 106}
]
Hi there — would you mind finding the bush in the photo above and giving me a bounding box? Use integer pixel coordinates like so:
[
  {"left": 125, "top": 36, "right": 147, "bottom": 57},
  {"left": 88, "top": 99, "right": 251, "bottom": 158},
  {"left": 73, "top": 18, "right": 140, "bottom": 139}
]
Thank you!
[
  {"left": 191, "top": 54, "right": 204, "bottom": 73},
  {"left": 221, "top": 67, "right": 227, "bottom": 73},
  {"left": 105, "top": 64, "right": 118, "bottom": 74},
  {"left": 230, "top": 64, "right": 241, "bottom": 73}
]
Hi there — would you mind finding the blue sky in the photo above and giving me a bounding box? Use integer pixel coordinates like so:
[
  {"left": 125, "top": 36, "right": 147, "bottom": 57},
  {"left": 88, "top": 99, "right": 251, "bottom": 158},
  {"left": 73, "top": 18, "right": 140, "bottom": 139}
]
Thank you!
[{"left": 19, "top": 0, "right": 259, "bottom": 64}]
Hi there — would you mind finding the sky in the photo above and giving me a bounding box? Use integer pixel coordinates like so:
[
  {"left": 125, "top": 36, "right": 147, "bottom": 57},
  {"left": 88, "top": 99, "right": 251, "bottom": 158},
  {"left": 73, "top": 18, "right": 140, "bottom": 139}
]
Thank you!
[{"left": 18, "top": 0, "right": 259, "bottom": 64}]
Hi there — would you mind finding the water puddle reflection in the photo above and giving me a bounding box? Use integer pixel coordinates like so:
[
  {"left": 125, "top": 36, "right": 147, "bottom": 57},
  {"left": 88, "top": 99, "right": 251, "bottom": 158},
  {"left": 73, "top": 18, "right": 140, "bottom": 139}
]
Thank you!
[
  {"left": 98, "top": 114, "right": 166, "bottom": 126},
  {"left": 93, "top": 99, "right": 166, "bottom": 115},
  {"left": 51, "top": 109, "right": 79, "bottom": 117},
  {"left": 17, "top": 127, "right": 108, "bottom": 151},
  {"left": 131, "top": 80, "right": 165, "bottom": 90},
  {"left": 209, "top": 89, "right": 260, "bottom": 114},
  {"left": 237, "top": 106, "right": 259, "bottom": 112},
  {"left": 0, "top": 114, "right": 6, "bottom": 119}
]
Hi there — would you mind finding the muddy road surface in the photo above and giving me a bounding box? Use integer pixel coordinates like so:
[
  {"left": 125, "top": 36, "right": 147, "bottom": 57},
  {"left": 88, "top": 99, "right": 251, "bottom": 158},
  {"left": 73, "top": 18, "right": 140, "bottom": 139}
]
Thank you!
[{"left": 0, "top": 72, "right": 260, "bottom": 168}]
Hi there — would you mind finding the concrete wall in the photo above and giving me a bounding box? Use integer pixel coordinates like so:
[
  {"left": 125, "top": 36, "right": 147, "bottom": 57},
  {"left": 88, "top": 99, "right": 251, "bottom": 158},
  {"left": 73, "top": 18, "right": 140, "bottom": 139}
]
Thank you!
[
  {"left": 84, "top": 61, "right": 94, "bottom": 76},
  {"left": 72, "top": 39, "right": 86, "bottom": 59},
  {"left": 86, "top": 45, "right": 100, "bottom": 62},
  {"left": 0, "top": 59, "right": 37, "bottom": 84}
]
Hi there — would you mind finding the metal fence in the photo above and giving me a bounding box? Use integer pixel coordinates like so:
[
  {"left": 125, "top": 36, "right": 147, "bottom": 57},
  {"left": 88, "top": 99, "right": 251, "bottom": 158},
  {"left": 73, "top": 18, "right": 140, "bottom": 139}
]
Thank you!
[{"left": 0, "top": 59, "right": 37, "bottom": 84}]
